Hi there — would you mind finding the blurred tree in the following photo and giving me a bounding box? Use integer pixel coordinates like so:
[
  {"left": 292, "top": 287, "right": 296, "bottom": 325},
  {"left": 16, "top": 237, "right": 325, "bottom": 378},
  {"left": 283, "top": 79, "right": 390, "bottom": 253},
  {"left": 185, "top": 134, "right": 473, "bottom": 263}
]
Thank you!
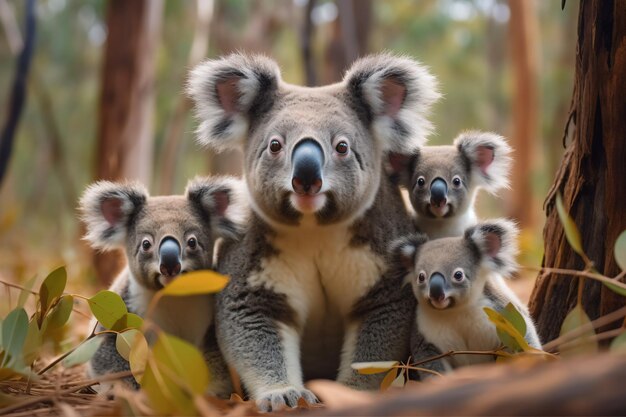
[
  {"left": 507, "top": 0, "right": 539, "bottom": 230},
  {"left": 529, "top": 0, "right": 626, "bottom": 343},
  {"left": 93, "top": 0, "right": 163, "bottom": 286}
]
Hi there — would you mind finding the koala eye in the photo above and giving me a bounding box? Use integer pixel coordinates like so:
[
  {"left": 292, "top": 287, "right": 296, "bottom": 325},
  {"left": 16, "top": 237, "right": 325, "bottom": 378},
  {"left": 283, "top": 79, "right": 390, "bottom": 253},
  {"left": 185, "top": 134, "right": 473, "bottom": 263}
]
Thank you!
[
  {"left": 187, "top": 237, "right": 197, "bottom": 249},
  {"left": 141, "top": 239, "right": 152, "bottom": 252},
  {"left": 417, "top": 176, "right": 426, "bottom": 188},
  {"left": 269, "top": 139, "right": 283, "bottom": 154},
  {"left": 452, "top": 176, "right": 462, "bottom": 188},
  {"left": 453, "top": 269, "right": 465, "bottom": 282},
  {"left": 335, "top": 141, "right": 349, "bottom": 155},
  {"left": 418, "top": 272, "right": 426, "bottom": 283}
]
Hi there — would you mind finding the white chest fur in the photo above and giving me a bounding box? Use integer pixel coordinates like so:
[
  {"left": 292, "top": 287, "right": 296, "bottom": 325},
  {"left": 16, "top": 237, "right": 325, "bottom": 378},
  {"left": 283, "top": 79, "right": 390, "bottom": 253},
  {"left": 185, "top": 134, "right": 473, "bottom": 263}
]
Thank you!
[
  {"left": 248, "top": 220, "right": 386, "bottom": 327},
  {"left": 416, "top": 209, "right": 478, "bottom": 239},
  {"left": 123, "top": 272, "right": 213, "bottom": 348},
  {"left": 417, "top": 296, "right": 500, "bottom": 367}
]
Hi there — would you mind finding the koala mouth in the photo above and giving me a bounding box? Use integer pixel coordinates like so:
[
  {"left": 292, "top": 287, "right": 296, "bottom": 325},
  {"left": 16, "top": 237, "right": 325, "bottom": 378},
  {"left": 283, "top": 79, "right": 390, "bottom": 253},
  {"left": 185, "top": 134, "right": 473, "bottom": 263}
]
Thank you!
[
  {"left": 289, "top": 192, "right": 327, "bottom": 214},
  {"left": 426, "top": 202, "right": 451, "bottom": 218},
  {"left": 153, "top": 270, "right": 187, "bottom": 289},
  {"left": 428, "top": 296, "right": 454, "bottom": 309}
]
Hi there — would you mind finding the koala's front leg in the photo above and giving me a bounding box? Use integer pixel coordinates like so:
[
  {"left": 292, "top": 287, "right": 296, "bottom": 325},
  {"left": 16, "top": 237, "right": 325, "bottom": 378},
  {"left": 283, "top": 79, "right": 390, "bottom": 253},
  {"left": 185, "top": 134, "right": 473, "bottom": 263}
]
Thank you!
[
  {"left": 337, "top": 278, "right": 416, "bottom": 390},
  {"left": 409, "top": 326, "right": 447, "bottom": 380},
  {"left": 88, "top": 328, "right": 139, "bottom": 392},
  {"left": 216, "top": 285, "right": 317, "bottom": 412},
  {"left": 203, "top": 325, "right": 233, "bottom": 398}
]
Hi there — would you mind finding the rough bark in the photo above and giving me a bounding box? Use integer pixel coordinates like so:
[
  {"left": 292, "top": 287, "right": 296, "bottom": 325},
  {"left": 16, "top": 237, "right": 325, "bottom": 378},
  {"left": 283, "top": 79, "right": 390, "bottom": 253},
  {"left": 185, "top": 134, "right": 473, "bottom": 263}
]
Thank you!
[
  {"left": 507, "top": 0, "right": 539, "bottom": 229},
  {"left": 93, "top": 0, "right": 163, "bottom": 286},
  {"left": 529, "top": 0, "right": 626, "bottom": 343}
]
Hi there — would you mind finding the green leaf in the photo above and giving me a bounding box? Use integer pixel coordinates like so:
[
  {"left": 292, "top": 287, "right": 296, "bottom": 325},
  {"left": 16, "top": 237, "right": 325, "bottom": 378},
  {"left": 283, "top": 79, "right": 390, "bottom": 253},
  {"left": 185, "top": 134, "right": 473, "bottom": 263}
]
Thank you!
[
  {"left": 555, "top": 194, "right": 585, "bottom": 257},
  {"left": 141, "top": 333, "right": 209, "bottom": 415},
  {"left": 62, "top": 336, "right": 104, "bottom": 368},
  {"left": 39, "top": 266, "right": 67, "bottom": 315},
  {"left": 559, "top": 304, "right": 598, "bottom": 357},
  {"left": 351, "top": 361, "right": 399, "bottom": 375},
  {"left": 87, "top": 290, "right": 128, "bottom": 330},
  {"left": 17, "top": 275, "right": 37, "bottom": 308},
  {"left": 22, "top": 319, "right": 42, "bottom": 365},
  {"left": 43, "top": 295, "right": 73, "bottom": 332},
  {"left": 129, "top": 331, "right": 148, "bottom": 380},
  {"left": 159, "top": 270, "right": 229, "bottom": 297},
  {"left": 483, "top": 307, "right": 531, "bottom": 352},
  {"left": 1, "top": 308, "right": 28, "bottom": 368},
  {"left": 116, "top": 329, "right": 141, "bottom": 361},
  {"left": 110, "top": 313, "right": 143, "bottom": 332},
  {"left": 602, "top": 281, "right": 626, "bottom": 297},
  {"left": 610, "top": 331, "right": 626, "bottom": 353},
  {"left": 380, "top": 368, "right": 398, "bottom": 391},
  {"left": 614, "top": 230, "right": 626, "bottom": 271},
  {"left": 500, "top": 303, "right": 527, "bottom": 337}
]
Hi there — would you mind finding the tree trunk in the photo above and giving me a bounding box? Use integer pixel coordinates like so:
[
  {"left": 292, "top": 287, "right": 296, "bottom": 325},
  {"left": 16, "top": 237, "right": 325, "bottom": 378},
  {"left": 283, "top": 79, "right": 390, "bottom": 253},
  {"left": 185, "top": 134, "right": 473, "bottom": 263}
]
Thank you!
[
  {"left": 507, "top": 0, "right": 539, "bottom": 230},
  {"left": 529, "top": 0, "right": 626, "bottom": 343},
  {"left": 92, "top": 0, "right": 163, "bottom": 286}
]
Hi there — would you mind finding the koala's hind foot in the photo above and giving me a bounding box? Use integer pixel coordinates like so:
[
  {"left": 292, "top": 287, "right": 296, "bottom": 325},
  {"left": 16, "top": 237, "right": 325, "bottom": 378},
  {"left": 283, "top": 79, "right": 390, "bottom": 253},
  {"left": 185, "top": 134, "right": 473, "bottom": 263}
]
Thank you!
[{"left": 255, "top": 387, "right": 319, "bottom": 412}]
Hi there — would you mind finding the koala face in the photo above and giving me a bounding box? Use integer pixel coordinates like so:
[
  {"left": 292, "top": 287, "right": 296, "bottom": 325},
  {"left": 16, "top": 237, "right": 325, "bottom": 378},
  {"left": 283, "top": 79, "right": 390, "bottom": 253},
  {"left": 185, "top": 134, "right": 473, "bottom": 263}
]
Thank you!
[
  {"left": 392, "top": 131, "right": 511, "bottom": 220},
  {"left": 391, "top": 219, "right": 518, "bottom": 310},
  {"left": 80, "top": 177, "right": 244, "bottom": 290},
  {"left": 188, "top": 53, "right": 440, "bottom": 227}
]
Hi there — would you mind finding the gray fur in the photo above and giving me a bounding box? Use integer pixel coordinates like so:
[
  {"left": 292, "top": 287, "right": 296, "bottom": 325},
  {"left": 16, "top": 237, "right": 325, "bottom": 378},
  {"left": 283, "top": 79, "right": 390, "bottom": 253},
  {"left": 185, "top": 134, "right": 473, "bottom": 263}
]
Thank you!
[
  {"left": 80, "top": 177, "right": 245, "bottom": 396},
  {"left": 392, "top": 131, "right": 512, "bottom": 239},
  {"left": 189, "top": 53, "right": 439, "bottom": 410},
  {"left": 391, "top": 219, "right": 541, "bottom": 374}
]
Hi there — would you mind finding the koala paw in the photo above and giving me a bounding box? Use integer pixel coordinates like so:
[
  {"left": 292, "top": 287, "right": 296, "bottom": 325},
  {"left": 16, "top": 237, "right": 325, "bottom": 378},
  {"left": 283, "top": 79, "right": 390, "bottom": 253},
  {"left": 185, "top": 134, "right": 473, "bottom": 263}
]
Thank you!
[{"left": 255, "top": 387, "right": 319, "bottom": 412}]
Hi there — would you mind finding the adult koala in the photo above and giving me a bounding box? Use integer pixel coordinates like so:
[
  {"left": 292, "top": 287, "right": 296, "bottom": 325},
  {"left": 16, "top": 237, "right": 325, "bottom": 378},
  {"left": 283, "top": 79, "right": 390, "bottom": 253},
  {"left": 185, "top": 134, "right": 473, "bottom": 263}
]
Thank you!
[{"left": 188, "top": 53, "right": 439, "bottom": 411}]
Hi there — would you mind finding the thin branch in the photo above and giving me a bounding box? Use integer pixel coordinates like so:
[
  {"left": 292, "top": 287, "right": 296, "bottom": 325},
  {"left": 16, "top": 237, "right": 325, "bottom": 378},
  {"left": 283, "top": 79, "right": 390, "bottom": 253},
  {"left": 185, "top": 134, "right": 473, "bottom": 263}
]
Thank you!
[
  {"left": 0, "top": 278, "right": 38, "bottom": 294},
  {"left": 409, "top": 349, "right": 509, "bottom": 368},
  {"left": 529, "top": 266, "right": 626, "bottom": 292},
  {"left": 557, "top": 328, "right": 624, "bottom": 352}
]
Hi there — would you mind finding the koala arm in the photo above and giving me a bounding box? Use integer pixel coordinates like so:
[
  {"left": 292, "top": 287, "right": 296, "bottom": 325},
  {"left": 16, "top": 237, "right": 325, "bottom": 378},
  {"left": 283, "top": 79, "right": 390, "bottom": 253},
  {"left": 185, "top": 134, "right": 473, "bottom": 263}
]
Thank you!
[
  {"left": 216, "top": 283, "right": 317, "bottom": 412},
  {"left": 87, "top": 324, "right": 139, "bottom": 391},
  {"left": 336, "top": 275, "right": 416, "bottom": 390},
  {"left": 409, "top": 323, "right": 447, "bottom": 380},
  {"left": 202, "top": 324, "right": 234, "bottom": 398}
]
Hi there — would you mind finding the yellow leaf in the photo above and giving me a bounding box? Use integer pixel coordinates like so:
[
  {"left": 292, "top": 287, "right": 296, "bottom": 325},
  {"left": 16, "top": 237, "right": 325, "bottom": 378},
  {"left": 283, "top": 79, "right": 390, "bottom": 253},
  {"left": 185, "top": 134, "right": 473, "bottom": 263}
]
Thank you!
[
  {"left": 555, "top": 194, "right": 585, "bottom": 257},
  {"left": 559, "top": 304, "right": 598, "bottom": 357},
  {"left": 129, "top": 331, "right": 148, "bottom": 380},
  {"left": 483, "top": 307, "right": 532, "bottom": 352},
  {"left": 380, "top": 368, "right": 398, "bottom": 391},
  {"left": 159, "top": 270, "right": 229, "bottom": 297},
  {"left": 351, "top": 361, "right": 398, "bottom": 374},
  {"left": 87, "top": 290, "right": 128, "bottom": 330}
]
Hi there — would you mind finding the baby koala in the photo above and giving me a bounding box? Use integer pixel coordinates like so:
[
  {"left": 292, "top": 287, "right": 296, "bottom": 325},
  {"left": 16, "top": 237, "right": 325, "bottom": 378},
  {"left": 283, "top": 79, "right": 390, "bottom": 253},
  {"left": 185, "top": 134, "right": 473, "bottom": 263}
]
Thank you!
[
  {"left": 390, "top": 219, "right": 541, "bottom": 376},
  {"left": 80, "top": 176, "right": 245, "bottom": 396},
  {"left": 392, "top": 131, "right": 512, "bottom": 238}
]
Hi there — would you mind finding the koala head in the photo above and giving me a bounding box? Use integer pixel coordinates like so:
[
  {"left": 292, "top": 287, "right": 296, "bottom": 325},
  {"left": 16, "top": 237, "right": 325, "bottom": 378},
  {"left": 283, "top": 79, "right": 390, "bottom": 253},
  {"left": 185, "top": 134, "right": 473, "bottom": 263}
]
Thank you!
[
  {"left": 80, "top": 177, "right": 244, "bottom": 290},
  {"left": 391, "top": 131, "right": 511, "bottom": 220},
  {"left": 187, "top": 53, "right": 439, "bottom": 227},
  {"left": 391, "top": 219, "right": 518, "bottom": 310}
]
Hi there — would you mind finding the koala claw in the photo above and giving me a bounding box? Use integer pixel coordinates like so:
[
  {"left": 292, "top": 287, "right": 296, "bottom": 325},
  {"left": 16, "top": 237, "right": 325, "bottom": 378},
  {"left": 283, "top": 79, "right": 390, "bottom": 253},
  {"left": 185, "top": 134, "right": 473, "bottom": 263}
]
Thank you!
[{"left": 255, "top": 387, "right": 319, "bottom": 412}]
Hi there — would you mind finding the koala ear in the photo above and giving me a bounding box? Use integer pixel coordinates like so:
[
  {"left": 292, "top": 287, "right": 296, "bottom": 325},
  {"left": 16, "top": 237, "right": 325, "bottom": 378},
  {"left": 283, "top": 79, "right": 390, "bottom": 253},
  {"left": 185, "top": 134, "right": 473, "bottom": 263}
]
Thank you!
[
  {"left": 389, "top": 233, "right": 429, "bottom": 272},
  {"left": 343, "top": 53, "right": 440, "bottom": 153},
  {"left": 185, "top": 176, "right": 247, "bottom": 240},
  {"left": 465, "top": 219, "right": 518, "bottom": 277},
  {"left": 187, "top": 53, "right": 281, "bottom": 152},
  {"left": 385, "top": 150, "right": 418, "bottom": 187},
  {"left": 454, "top": 131, "right": 512, "bottom": 194},
  {"left": 79, "top": 181, "right": 148, "bottom": 250}
]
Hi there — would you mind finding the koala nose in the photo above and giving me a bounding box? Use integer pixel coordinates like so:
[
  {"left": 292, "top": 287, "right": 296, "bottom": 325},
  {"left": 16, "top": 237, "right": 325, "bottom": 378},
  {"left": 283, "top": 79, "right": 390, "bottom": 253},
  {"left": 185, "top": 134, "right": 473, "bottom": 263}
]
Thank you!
[
  {"left": 430, "top": 178, "right": 448, "bottom": 207},
  {"left": 291, "top": 139, "right": 324, "bottom": 195},
  {"left": 429, "top": 273, "right": 446, "bottom": 302},
  {"left": 159, "top": 237, "right": 182, "bottom": 278}
]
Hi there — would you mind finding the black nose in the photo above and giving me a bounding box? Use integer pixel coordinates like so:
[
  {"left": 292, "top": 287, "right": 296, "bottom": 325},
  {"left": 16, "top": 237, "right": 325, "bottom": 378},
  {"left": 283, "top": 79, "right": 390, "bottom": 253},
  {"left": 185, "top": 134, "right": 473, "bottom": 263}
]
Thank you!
[
  {"left": 291, "top": 139, "right": 324, "bottom": 195},
  {"left": 159, "top": 237, "right": 181, "bottom": 277},
  {"left": 430, "top": 178, "right": 448, "bottom": 207},
  {"left": 429, "top": 273, "right": 446, "bottom": 302}
]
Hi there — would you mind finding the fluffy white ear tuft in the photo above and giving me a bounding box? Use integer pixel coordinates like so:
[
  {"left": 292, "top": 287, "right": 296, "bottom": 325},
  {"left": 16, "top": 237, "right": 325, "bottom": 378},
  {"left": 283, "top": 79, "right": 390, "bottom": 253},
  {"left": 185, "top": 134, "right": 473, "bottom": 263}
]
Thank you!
[
  {"left": 79, "top": 181, "right": 148, "bottom": 250},
  {"left": 185, "top": 176, "right": 248, "bottom": 240},
  {"left": 465, "top": 219, "right": 519, "bottom": 277},
  {"left": 343, "top": 53, "right": 440, "bottom": 153},
  {"left": 389, "top": 233, "right": 429, "bottom": 273},
  {"left": 187, "top": 53, "right": 281, "bottom": 152},
  {"left": 454, "top": 131, "right": 512, "bottom": 194}
]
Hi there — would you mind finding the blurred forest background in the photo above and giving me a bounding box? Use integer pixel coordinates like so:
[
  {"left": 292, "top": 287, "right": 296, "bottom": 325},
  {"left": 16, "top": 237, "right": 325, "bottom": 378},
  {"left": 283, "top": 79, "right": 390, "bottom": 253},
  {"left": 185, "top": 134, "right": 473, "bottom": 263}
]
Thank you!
[{"left": 0, "top": 0, "right": 577, "bottom": 298}]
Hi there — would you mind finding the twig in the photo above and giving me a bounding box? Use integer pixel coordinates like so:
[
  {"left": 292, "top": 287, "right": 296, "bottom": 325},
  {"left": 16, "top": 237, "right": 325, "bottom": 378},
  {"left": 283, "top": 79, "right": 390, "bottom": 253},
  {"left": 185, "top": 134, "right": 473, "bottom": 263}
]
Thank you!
[
  {"left": 0, "top": 370, "right": 137, "bottom": 415},
  {"left": 528, "top": 266, "right": 626, "bottom": 292},
  {"left": 543, "top": 305, "right": 626, "bottom": 351},
  {"left": 409, "top": 350, "right": 509, "bottom": 368},
  {"left": 0, "top": 278, "right": 38, "bottom": 294},
  {"left": 38, "top": 322, "right": 99, "bottom": 375},
  {"left": 557, "top": 328, "right": 624, "bottom": 352}
]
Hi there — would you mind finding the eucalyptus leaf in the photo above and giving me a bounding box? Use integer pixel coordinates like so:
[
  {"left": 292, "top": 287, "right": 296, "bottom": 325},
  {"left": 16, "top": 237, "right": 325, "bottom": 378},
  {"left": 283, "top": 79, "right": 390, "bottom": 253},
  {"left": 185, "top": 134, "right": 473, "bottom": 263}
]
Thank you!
[
  {"left": 116, "top": 329, "right": 141, "bottom": 361},
  {"left": 87, "top": 290, "right": 128, "bottom": 330},
  {"left": 380, "top": 368, "right": 398, "bottom": 391},
  {"left": 483, "top": 307, "right": 531, "bottom": 352},
  {"left": 17, "top": 275, "right": 37, "bottom": 308},
  {"left": 141, "top": 333, "right": 209, "bottom": 415},
  {"left": 159, "top": 270, "right": 229, "bottom": 297},
  {"left": 500, "top": 303, "right": 527, "bottom": 336},
  {"left": 555, "top": 194, "right": 585, "bottom": 257},
  {"left": 559, "top": 304, "right": 598, "bottom": 357},
  {"left": 1, "top": 308, "right": 28, "bottom": 368},
  {"left": 110, "top": 313, "right": 144, "bottom": 332},
  {"left": 602, "top": 281, "right": 626, "bottom": 297},
  {"left": 62, "top": 336, "right": 104, "bottom": 368},
  {"left": 22, "top": 319, "right": 41, "bottom": 365},
  {"left": 39, "top": 266, "right": 67, "bottom": 315},
  {"left": 129, "top": 331, "right": 148, "bottom": 380},
  {"left": 614, "top": 230, "right": 626, "bottom": 271},
  {"left": 351, "top": 361, "right": 399, "bottom": 375},
  {"left": 43, "top": 295, "right": 74, "bottom": 332}
]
